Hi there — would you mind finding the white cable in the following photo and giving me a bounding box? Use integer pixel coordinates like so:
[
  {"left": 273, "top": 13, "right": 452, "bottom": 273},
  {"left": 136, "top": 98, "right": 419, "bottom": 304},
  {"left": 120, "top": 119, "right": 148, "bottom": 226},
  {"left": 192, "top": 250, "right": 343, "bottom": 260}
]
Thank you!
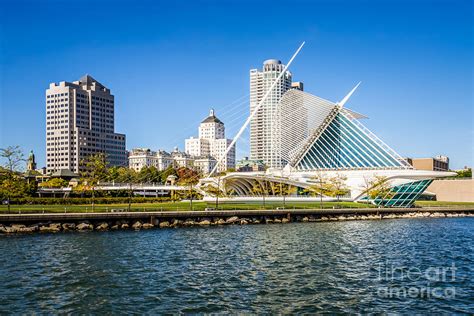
[{"left": 209, "top": 42, "right": 306, "bottom": 176}]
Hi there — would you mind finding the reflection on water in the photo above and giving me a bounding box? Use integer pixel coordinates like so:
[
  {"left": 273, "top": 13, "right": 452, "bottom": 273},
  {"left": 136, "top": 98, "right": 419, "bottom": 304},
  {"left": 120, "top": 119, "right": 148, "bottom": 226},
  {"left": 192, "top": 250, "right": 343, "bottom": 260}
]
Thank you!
[{"left": 0, "top": 218, "right": 472, "bottom": 313}]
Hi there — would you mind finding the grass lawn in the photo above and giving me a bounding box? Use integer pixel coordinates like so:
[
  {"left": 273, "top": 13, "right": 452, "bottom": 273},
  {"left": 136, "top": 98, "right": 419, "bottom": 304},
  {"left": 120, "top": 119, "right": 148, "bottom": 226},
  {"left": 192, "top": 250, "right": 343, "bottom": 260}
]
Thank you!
[
  {"left": 414, "top": 201, "right": 474, "bottom": 207},
  {"left": 0, "top": 200, "right": 372, "bottom": 213}
]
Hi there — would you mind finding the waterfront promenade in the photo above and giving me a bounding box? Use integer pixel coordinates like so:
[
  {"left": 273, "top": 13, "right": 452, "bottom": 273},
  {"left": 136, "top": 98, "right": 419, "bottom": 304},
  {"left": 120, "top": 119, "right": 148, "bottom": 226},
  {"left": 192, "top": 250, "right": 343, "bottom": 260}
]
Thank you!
[{"left": 1, "top": 207, "right": 472, "bottom": 233}]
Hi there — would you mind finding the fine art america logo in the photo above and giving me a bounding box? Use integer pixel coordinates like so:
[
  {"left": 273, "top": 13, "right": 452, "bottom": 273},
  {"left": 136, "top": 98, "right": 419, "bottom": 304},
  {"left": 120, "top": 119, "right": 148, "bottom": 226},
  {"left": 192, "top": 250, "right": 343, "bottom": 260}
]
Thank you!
[{"left": 376, "top": 262, "right": 457, "bottom": 299}]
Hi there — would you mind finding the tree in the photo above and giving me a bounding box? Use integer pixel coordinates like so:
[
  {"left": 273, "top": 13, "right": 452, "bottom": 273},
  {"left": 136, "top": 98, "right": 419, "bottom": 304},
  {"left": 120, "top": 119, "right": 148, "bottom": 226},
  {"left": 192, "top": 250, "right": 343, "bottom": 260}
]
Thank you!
[
  {"left": 161, "top": 166, "right": 177, "bottom": 183},
  {"left": 0, "top": 146, "right": 25, "bottom": 211},
  {"left": 326, "top": 174, "right": 350, "bottom": 202},
  {"left": 202, "top": 173, "right": 226, "bottom": 209},
  {"left": 115, "top": 167, "right": 138, "bottom": 211},
  {"left": 137, "top": 166, "right": 162, "bottom": 184},
  {"left": 251, "top": 179, "right": 267, "bottom": 208},
  {"left": 455, "top": 168, "right": 472, "bottom": 178},
  {"left": 176, "top": 167, "right": 200, "bottom": 185},
  {"left": 370, "top": 175, "right": 393, "bottom": 204},
  {"left": 359, "top": 175, "right": 393, "bottom": 205},
  {"left": 307, "top": 172, "right": 332, "bottom": 209},
  {"left": 175, "top": 167, "right": 201, "bottom": 210},
  {"left": 0, "top": 146, "right": 24, "bottom": 173},
  {"left": 80, "top": 153, "right": 109, "bottom": 211},
  {"left": 38, "top": 178, "right": 68, "bottom": 188},
  {"left": 115, "top": 167, "right": 137, "bottom": 183},
  {"left": 280, "top": 183, "right": 297, "bottom": 209},
  {"left": 148, "top": 166, "right": 162, "bottom": 183},
  {"left": 107, "top": 166, "right": 120, "bottom": 182}
]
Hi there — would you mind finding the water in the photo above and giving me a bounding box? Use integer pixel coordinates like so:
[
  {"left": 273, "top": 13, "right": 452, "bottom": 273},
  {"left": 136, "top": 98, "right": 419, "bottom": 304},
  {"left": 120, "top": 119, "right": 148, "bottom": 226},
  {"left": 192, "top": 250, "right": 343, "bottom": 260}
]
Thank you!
[{"left": 0, "top": 218, "right": 473, "bottom": 314}]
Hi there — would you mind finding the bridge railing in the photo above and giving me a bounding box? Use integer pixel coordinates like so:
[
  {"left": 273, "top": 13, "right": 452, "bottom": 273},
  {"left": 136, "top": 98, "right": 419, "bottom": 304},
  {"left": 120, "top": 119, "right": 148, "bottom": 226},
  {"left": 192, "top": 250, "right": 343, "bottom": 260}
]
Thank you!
[{"left": 97, "top": 182, "right": 170, "bottom": 187}]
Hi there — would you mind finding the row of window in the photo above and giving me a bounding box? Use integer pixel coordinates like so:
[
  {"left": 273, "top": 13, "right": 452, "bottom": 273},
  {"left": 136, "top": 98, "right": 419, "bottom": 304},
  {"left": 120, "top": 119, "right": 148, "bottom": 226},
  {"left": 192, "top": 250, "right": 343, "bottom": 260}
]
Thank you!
[
  {"left": 46, "top": 104, "right": 69, "bottom": 110},
  {"left": 46, "top": 98, "right": 68, "bottom": 104},
  {"left": 47, "top": 114, "right": 68, "bottom": 119},
  {"left": 47, "top": 93, "right": 68, "bottom": 98}
]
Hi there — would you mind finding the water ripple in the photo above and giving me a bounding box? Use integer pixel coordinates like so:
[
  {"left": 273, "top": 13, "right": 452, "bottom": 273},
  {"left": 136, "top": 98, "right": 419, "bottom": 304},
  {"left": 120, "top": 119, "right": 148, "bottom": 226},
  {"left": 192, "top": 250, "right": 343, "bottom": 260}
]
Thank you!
[{"left": 0, "top": 218, "right": 473, "bottom": 313}]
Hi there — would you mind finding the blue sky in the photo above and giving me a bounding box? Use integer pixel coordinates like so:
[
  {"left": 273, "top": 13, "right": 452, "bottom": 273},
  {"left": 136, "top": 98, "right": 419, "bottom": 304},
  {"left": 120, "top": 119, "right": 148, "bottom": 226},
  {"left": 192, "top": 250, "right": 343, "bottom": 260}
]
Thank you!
[{"left": 0, "top": 0, "right": 472, "bottom": 169}]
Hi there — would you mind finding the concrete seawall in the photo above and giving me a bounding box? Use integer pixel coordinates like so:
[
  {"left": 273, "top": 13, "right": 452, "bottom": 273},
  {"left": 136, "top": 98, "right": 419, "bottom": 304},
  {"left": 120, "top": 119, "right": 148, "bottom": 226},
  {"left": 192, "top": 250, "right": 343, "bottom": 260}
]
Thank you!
[{"left": 0, "top": 207, "right": 473, "bottom": 234}]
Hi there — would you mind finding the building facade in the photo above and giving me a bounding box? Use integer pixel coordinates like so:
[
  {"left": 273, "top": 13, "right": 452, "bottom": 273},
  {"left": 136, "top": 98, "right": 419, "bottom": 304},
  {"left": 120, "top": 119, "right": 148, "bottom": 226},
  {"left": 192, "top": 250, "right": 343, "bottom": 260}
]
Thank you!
[
  {"left": 45, "top": 75, "right": 126, "bottom": 173},
  {"left": 249, "top": 59, "right": 302, "bottom": 168},
  {"left": 409, "top": 156, "right": 450, "bottom": 171},
  {"left": 194, "top": 156, "right": 218, "bottom": 174},
  {"left": 200, "top": 88, "right": 454, "bottom": 207},
  {"left": 128, "top": 148, "right": 174, "bottom": 172},
  {"left": 236, "top": 157, "right": 266, "bottom": 172},
  {"left": 127, "top": 147, "right": 199, "bottom": 172},
  {"left": 128, "top": 147, "right": 218, "bottom": 175},
  {"left": 185, "top": 109, "right": 235, "bottom": 173}
]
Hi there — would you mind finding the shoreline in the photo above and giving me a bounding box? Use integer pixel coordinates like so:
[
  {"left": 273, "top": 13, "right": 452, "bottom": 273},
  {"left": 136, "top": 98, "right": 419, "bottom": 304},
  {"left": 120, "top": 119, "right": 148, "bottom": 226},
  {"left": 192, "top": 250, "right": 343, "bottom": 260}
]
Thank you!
[{"left": 0, "top": 207, "right": 473, "bottom": 234}]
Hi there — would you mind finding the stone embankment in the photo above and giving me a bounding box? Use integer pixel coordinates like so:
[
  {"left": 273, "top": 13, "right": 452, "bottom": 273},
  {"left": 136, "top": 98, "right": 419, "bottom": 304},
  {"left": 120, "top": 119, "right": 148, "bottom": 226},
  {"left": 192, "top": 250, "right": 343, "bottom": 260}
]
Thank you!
[{"left": 0, "top": 209, "right": 472, "bottom": 234}]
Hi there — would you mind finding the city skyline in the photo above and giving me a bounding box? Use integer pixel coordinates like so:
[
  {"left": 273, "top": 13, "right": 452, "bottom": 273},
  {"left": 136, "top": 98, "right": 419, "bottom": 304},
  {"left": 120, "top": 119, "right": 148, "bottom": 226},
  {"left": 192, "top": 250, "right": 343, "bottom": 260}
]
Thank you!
[{"left": 1, "top": 0, "right": 472, "bottom": 169}]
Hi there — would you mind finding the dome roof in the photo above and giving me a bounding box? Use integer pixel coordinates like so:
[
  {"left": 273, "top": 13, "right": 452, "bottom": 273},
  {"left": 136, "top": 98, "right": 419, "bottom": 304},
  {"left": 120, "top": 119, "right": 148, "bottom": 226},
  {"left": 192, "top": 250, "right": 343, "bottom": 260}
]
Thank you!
[
  {"left": 263, "top": 59, "right": 281, "bottom": 65},
  {"left": 201, "top": 109, "right": 223, "bottom": 124}
]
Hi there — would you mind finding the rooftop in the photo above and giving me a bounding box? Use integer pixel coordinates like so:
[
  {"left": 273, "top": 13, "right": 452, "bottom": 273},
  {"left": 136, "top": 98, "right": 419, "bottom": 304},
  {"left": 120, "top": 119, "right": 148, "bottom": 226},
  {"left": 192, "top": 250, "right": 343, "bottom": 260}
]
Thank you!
[{"left": 201, "top": 109, "right": 223, "bottom": 124}]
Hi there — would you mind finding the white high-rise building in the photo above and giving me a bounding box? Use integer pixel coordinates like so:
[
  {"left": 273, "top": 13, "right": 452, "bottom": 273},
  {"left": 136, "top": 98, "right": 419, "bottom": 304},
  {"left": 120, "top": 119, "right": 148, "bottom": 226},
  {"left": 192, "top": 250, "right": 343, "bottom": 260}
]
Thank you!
[
  {"left": 185, "top": 109, "right": 235, "bottom": 173},
  {"left": 45, "top": 75, "right": 127, "bottom": 173},
  {"left": 250, "top": 59, "right": 301, "bottom": 169}
]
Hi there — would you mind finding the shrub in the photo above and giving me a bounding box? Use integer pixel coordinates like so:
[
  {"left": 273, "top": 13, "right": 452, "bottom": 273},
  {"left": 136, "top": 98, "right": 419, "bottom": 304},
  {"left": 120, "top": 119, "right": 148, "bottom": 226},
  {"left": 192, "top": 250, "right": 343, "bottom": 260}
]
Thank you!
[{"left": 9, "top": 196, "right": 173, "bottom": 205}]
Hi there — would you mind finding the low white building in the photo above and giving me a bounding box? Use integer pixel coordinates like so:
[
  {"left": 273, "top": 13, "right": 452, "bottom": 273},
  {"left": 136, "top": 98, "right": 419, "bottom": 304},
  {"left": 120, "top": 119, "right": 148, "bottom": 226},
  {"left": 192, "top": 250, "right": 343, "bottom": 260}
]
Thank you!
[
  {"left": 128, "top": 148, "right": 173, "bottom": 172},
  {"left": 171, "top": 148, "right": 194, "bottom": 169},
  {"left": 194, "top": 156, "right": 217, "bottom": 174},
  {"left": 128, "top": 148, "right": 157, "bottom": 172}
]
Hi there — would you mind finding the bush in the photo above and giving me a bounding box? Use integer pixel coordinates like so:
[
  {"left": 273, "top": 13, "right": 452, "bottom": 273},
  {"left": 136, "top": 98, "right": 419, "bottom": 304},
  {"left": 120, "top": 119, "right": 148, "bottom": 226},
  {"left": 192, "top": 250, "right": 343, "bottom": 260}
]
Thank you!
[{"left": 9, "top": 196, "right": 173, "bottom": 205}]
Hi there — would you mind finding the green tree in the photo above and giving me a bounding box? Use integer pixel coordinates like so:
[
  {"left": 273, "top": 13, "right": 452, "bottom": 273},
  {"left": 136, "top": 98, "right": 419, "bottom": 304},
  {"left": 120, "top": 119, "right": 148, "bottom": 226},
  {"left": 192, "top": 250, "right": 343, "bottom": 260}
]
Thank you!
[
  {"left": 148, "top": 166, "right": 162, "bottom": 183},
  {"left": 0, "top": 146, "right": 25, "bottom": 211},
  {"left": 80, "top": 153, "right": 109, "bottom": 211},
  {"left": 114, "top": 167, "right": 136, "bottom": 183},
  {"left": 161, "top": 166, "right": 178, "bottom": 183},
  {"left": 107, "top": 166, "right": 120, "bottom": 182},
  {"left": 455, "top": 168, "right": 472, "bottom": 178},
  {"left": 137, "top": 166, "right": 161, "bottom": 183},
  {"left": 39, "top": 178, "right": 68, "bottom": 188}
]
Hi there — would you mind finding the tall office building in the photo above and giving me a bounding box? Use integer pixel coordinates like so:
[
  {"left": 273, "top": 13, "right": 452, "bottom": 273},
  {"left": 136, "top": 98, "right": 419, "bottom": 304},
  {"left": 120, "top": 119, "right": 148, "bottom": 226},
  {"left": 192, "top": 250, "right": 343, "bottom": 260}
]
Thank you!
[
  {"left": 185, "top": 109, "right": 235, "bottom": 173},
  {"left": 249, "top": 59, "right": 302, "bottom": 168},
  {"left": 45, "top": 75, "right": 127, "bottom": 173}
]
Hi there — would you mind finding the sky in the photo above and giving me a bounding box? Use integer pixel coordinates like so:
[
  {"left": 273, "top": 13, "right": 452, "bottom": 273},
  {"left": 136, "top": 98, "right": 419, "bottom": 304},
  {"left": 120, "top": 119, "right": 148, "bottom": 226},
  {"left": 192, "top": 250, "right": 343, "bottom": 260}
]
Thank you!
[{"left": 0, "top": 0, "right": 472, "bottom": 169}]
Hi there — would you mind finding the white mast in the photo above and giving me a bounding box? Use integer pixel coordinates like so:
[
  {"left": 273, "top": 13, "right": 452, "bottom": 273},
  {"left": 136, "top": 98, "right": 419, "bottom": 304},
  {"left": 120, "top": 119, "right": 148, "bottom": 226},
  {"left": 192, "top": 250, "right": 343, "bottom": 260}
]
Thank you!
[{"left": 209, "top": 41, "right": 306, "bottom": 176}]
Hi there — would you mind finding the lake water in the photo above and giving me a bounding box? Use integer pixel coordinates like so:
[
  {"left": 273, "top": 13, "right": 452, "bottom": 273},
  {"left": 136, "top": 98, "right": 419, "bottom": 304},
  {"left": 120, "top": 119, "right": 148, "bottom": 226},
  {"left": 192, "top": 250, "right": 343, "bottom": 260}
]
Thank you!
[{"left": 0, "top": 218, "right": 473, "bottom": 314}]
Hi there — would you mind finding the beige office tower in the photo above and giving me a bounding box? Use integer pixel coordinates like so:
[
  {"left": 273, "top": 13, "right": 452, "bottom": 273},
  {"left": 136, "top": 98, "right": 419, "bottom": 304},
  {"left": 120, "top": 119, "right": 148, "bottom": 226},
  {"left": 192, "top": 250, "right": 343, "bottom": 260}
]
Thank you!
[
  {"left": 249, "top": 59, "right": 294, "bottom": 169},
  {"left": 45, "top": 75, "right": 127, "bottom": 173}
]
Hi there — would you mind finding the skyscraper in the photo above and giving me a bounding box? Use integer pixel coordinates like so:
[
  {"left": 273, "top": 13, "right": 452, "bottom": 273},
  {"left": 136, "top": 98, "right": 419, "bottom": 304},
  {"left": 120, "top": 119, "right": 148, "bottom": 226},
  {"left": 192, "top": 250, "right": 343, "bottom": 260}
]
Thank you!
[
  {"left": 249, "top": 59, "right": 301, "bottom": 169},
  {"left": 45, "top": 75, "right": 127, "bottom": 173}
]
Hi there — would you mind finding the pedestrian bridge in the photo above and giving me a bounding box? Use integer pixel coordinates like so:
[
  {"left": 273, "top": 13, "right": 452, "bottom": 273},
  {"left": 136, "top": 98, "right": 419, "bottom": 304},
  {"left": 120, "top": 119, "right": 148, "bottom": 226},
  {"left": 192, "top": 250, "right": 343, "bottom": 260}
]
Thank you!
[
  {"left": 96, "top": 183, "right": 187, "bottom": 191},
  {"left": 37, "top": 183, "right": 189, "bottom": 197}
]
